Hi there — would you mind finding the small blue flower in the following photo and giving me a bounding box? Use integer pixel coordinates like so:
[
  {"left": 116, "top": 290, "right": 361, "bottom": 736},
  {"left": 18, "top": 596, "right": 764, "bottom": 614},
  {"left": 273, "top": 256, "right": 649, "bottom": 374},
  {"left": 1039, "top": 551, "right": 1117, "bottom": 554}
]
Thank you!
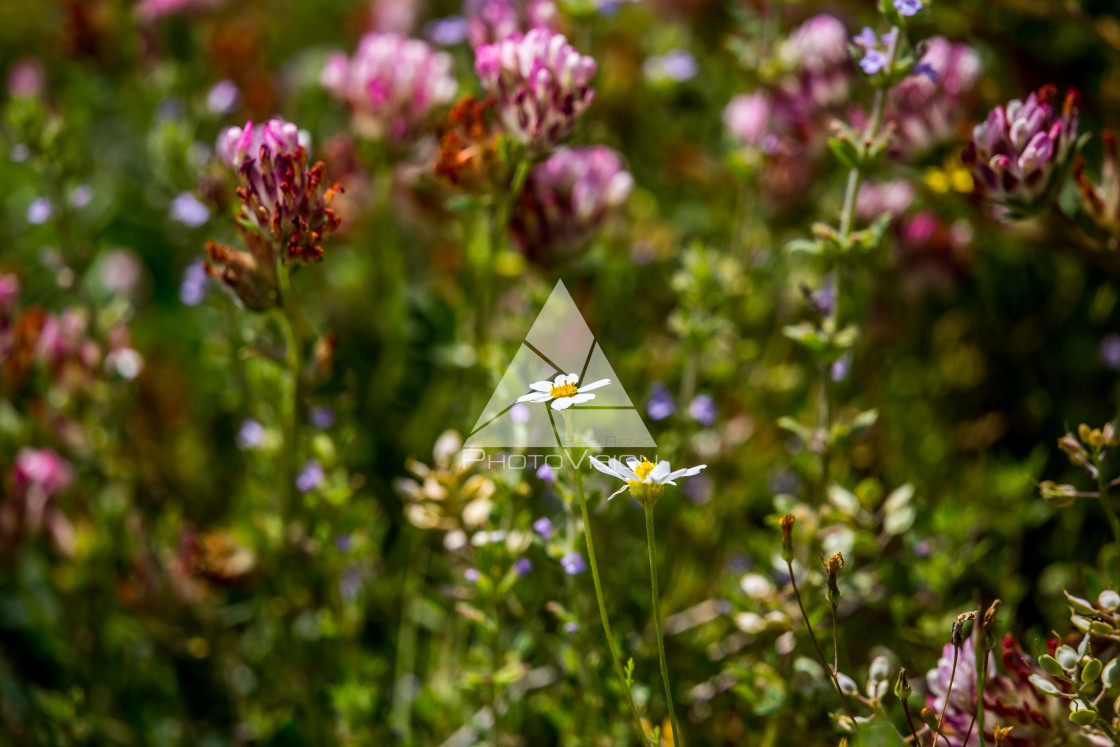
[
  {"left": 688, "top": 395, "right": 718, "bottom": 426},
  {"left": 464, "top": 568, "right": 481, "bottom": 584},
  {"left": 535, "top": 464, "right": 555, "bottom": 484},
  {"left": 893, "top": 0, "right": 923, "bottom": 16},
  {"left": 853, "top": 27, "right": 878, "bottom": 49},
  {"left": 179, "top": 261, "right": 209, "bottom": 306},
  {"left": 646, "top": 385, "right": 676, "bottom": 421},
  {"left": 533, "top": 517, "right": 552, "bottom": 540},
  {"left": 296, "top": 459, "right": 325, "bottom": 493},
  {"left": 563, "top": 621, "right": 580, "bottom": 634},
  {"left": 514, "top": 558, "right": 532, "bottom": 576},
  {"left": 27, "top": 197, "right": 52, "bottom": 225},
  {"left": 310, "top": 406, "right": 335, "bottom": 429},
  {"left": 912, "top": 62, "right": 939, "bottom": 82},
  {"left": 169, "top": 191, "right": 210, "bottom": 227},
  {"left": 860, "top": 49, "right": 888, "bottom": 75},
  {"left": 560, "top": 553, "right": 586, "bottom": 575},
  {"left": 236, "top": 419, "right": 265, "bottom": 450}
]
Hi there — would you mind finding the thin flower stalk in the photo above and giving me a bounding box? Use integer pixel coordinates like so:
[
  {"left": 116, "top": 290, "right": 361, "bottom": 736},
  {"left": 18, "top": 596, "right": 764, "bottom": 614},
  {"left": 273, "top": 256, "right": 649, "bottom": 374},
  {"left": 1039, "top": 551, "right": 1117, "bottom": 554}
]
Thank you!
[
  {"left": 785, "top": 556, "right": 857, "bottom": 721},
  {"left": 571, "top": 464, "right": 649, "bottom": 745},
  {"left": 644, "top": 504, "right": 682, "bottom": 747}
]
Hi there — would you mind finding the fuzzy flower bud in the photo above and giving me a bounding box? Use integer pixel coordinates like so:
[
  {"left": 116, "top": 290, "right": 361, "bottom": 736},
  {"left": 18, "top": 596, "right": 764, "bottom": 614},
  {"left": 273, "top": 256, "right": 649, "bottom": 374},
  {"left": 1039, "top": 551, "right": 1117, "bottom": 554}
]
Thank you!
[
  {"left": 511, "top": 145, "right": 632, "bottom": 264},
  {"left": 821, "top": 551, "right": 844, "bottom": 608},
  {"left": 963, "top": 85, "right": 1080, "bottom": 212},
  {"left": 779, "top": 513, "right": 795, "bottom": 562},
  {"left": 322, "top": 33, "right": 457, "bottom": 141},
  {"left": 474, "top": 28, "right": 596, "bottom": 153}
]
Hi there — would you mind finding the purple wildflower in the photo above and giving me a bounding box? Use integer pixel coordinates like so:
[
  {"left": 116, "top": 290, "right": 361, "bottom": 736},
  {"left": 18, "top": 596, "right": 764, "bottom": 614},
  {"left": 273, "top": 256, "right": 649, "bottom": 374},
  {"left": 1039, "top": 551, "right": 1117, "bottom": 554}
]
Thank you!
[
  {"left": 688, "top": 395, "right": 718, "bottom": 426},
  {"left": 69, "top": 185, "right": 92, "bottom": 209},
  {"left": 893, "top": 0, "right": 923, "bottom": 16},
  {"left": 465, "top": 0, "right": 556, "bottom": 48},
  {"left": 206, "top": 80, "right": 240, "bottom": 114},
  {"left": 464, "top": 568, "right": 481, "bottom": 583},
  {"left": 860, "top": 49, "right": 888, "bottom": 75},
  {"left": 646, "top": 385, "right": 676, "bottom": 421},
  {"left": 1101, "top": 334, "right": 1120, "bottom": 370},
  {"left": 236, "top": 419, "right": 266, "bottom": 450},
  {"left": 532, "top": 517, "right": 552, "bottom": 539},
  {"left": 643, "top": 49, "right": 698, "bottom": 84},
  {"left": 535, "top": 463, "right": 555, "bottom": 483},
  {"left": 179, "top": 261, "right": 209, "bottom": 306},
  {"left": 27, "top": 198, "right": 52, "bottom": 225},
  {"left": 296, "top": 459, "right": 325, "bottom": 492},
  {"left": 512, "top": 146, "right": 632, "bottom": 263},
  {"left": 169, "top": 191, "right": 210, "bottom": 227},
  {"left": 560, "top": 553, "right": 585, "bottom": 575},
  {"left": 310, "top": 406, "right": 335, "bottom": 429},
  {"left": 424, "top": 16, "right": 470, "bottom": 46},
  {"left": 514, "top": 557, "right": 532, "bottom": 576}
]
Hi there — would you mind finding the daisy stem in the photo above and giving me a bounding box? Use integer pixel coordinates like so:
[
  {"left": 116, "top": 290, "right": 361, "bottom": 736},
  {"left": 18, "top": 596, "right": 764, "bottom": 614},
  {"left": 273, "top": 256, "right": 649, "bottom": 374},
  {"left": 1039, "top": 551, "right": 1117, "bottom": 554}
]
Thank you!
[
  {"left": 644, "top": 505, "right": 683, "bottom": 747},
  {"left": 572, "top": 464, "right": 648, "bottom": 745}
]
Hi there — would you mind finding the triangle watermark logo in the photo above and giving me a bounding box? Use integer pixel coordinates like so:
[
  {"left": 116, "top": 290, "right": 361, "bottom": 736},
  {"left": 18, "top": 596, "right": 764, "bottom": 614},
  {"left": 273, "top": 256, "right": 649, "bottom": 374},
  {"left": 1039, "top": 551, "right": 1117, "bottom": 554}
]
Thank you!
[{"left": 465, "top": 281, "right": 656, "bottom": 450}]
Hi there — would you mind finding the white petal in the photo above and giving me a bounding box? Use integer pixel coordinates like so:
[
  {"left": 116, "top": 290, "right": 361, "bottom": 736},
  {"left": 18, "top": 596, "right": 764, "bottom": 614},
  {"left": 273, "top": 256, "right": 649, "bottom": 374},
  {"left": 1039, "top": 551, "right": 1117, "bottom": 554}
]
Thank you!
[
  {"left": 625, "top": 457, "right": 639, "bottom": 471},
  {"left": 554, "top": 372, "right": 579, "bottom": 386},
  {"left": 577, "top": 378, "right": 610, "bottom": 392},
  {"left": 606, "top": 485, "right": 630, "bottom": 501},
  {"left": 609, "top": 457, "right": 640, "bottom": 482},
  {"left": 517, "top": 391, "right": 553, "bottom": 403},
  {"left": 551, "top": 397, "right": 574, "bottom": 410},
  {"left": 664, "top": 464, "right": 707, "bottom": 483},
  {"left": 648, "top": 461, "right": 672, "bottom": 483},
  {"left": 568, "top": 393, "right": 595, "bottom": 405},
  {"left": 590, "top": 457, "right": 624, "bottom": 480},
  {"left": 530, "top": 380, "right": 554, "bottom": 392}
]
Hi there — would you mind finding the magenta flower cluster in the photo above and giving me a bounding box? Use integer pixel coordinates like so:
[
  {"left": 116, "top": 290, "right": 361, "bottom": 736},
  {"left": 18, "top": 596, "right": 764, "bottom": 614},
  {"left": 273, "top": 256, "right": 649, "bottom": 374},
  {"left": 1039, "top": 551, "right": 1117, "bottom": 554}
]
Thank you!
[
  {"left": 963, "top": 85, "right": 1080, "bottom": 208},
  {"left": 474, "top": 28, "right": 597, "bottom": 153},
  {"left": 887, "top": 37, "right": 981, "bottom": 157},
  {"left": 512, "top": 146, "right": 633, "bottom": 262},
  {"left": 321, "top": 33, "right": 457, "bottom": 141}
]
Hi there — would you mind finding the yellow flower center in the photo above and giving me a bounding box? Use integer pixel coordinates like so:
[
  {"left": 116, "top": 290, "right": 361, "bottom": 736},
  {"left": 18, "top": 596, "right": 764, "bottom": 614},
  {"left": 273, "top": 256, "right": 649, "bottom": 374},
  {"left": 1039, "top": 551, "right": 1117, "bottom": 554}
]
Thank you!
[
  {"left": 549, "top": 382, "right": 578, "bottom": 399},
  {"left": 632, "top": 457, "right": 655, "bottom": 481}
]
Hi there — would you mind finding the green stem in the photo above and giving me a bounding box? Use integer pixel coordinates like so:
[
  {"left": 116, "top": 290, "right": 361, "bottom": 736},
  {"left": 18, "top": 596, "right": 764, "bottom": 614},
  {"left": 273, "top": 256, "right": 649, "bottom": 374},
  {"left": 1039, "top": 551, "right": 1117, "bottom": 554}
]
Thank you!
[
  {"left": 1096, "top": 462, "right": 1120, "bottom": 547},
  {"left": 276, "top": 262, "right": 305, "bottom": 519},
  {"left": 573, "top": 465, "right": 649, "bottom": 745},
  {"left": 932, "top": 646, "right": 958, "bottom": 747},
  {"left": 644, "top": 506, "right": 683, "bottom": 747},
  {"left": 786, "top": 560, "right": 857, "bottom": 722}
]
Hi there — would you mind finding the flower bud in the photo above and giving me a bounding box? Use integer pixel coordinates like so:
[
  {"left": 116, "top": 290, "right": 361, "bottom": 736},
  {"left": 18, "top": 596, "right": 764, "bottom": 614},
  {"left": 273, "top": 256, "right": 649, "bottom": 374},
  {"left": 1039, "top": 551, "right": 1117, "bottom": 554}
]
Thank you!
[
  {"left": 779, "top": 513, "right": 795, "bottom": 562},
  {"left": 869, "top": 656, "right": 890, "bottom": 682},
  {"left": 1057, "top": 433, "right": 1088, "bottom": 467},
  {"left": 893, "top": 667, "right": 912, "bottom": 700},
  {"left": 821, "top": 551, "right": 844, "bottom": 608}
]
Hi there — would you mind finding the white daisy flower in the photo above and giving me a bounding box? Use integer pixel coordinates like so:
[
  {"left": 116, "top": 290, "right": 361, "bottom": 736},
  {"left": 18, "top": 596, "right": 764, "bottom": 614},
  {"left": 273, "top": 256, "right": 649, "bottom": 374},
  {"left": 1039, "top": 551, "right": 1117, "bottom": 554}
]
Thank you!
[
  {"left": 589, "top": 455, "right": 706, "bottom": 507},
  {"left": 516, "top": 372, "right": 611, "bottom": 411}
]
